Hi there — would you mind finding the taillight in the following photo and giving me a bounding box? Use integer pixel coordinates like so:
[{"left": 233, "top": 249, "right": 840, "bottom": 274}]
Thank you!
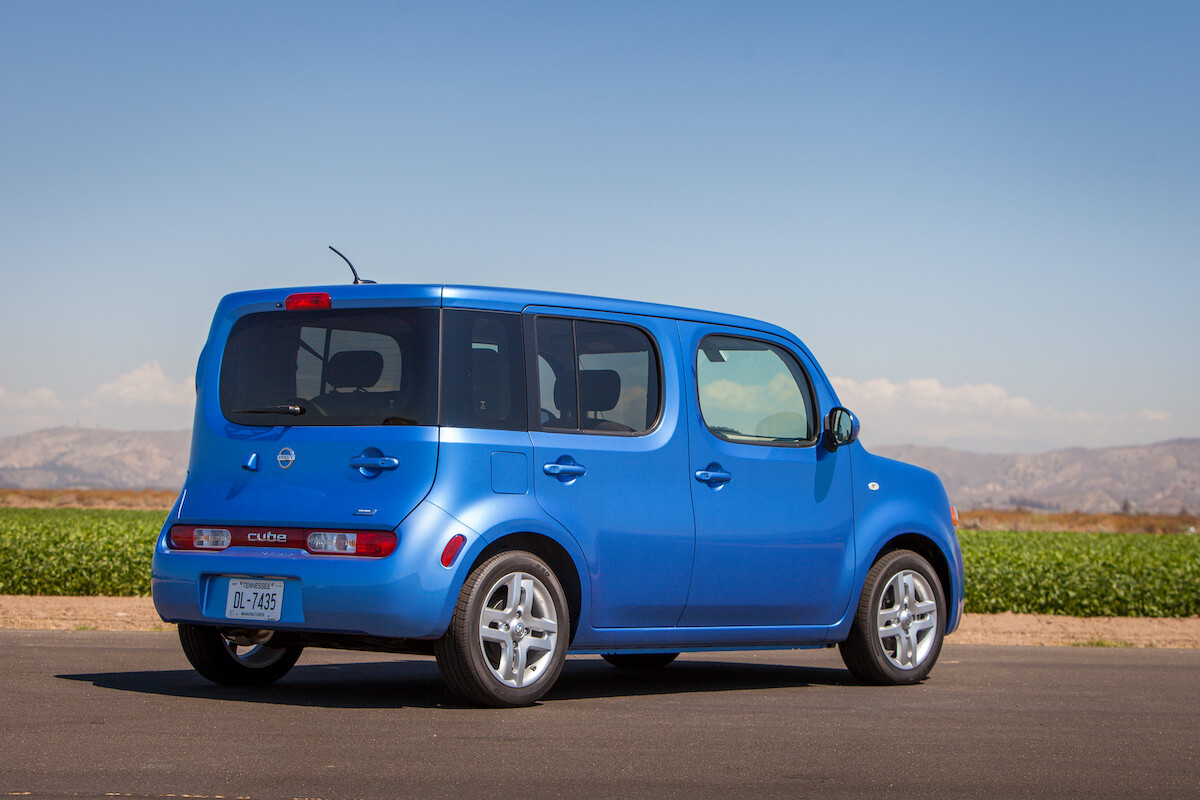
[
  {"left": 306, "top": 530, "right": 397, "bottom": 557},
  {"left": 169, "top": 526, "right": 231, "bottom": 550},
  {"left": 168, "top": 525, "right": 395, "bottom": 557},
  {"left": 285, "top": 292, "right": 332, "bottom": 310}
]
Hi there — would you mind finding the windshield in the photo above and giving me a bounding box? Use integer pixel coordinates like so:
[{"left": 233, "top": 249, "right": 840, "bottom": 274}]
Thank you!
[{"left": 219, "top": 307, "right": 440, "bottom": 427}]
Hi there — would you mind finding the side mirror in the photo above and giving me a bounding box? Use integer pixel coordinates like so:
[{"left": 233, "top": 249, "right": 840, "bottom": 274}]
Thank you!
[{"left": 824, "top": 407, "right": 860, "bottom": 452}]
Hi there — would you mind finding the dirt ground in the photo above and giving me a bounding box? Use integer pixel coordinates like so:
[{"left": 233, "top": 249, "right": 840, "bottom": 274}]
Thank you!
[
  {"left": 0, "top": 488, "right": 179, "bottom": 510},
  {"left": 1, "top": 595, "right": 1197, "bottom": 648}
]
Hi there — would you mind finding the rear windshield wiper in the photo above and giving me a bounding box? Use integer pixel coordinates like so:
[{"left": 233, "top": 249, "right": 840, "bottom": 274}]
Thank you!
[{"left": 230, "top": 404, "right": 306, "bottom": 416}]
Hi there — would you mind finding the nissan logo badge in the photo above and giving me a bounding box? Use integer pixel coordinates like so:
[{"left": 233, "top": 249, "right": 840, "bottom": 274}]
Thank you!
[{"left": 277, "top": 447, "right": 296, "bottom": 469}]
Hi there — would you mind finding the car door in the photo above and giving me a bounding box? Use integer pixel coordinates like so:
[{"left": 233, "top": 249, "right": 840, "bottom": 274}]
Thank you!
[
  {"left": 678, "top": 322, "right": 855, "bottom": 628},
  {"left": 525, "top": 309, "right": 695, "bottom": 629}
]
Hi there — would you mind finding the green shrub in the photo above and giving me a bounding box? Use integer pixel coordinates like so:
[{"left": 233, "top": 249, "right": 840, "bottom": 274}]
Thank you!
[
  {"left": 959, "top": 529, "right": 1200, "bottom": 617},
  {"left": 0, "top": 508, "right": 165, "bottom": 596}
]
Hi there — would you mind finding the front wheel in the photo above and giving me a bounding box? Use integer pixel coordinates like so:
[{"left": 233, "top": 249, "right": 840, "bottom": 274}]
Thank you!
[
  {"left": 434, "top": 550, "right": 569, "bottom": 707},
  {"left": 839, "top": 549, "right": 946, "bottom": 685},
  {"left": 178, "top": 625, "right": 302, "bottom": 686}
]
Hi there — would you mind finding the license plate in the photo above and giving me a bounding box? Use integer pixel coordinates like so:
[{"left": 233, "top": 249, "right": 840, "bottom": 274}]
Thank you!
[{"left": 225, "top": 578, "right": 284, "bottom": 622}]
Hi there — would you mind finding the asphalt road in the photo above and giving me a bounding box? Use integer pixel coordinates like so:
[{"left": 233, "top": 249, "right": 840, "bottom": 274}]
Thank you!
[{"left": 1, "top": 631, "right": 1197, "bottom": 800}]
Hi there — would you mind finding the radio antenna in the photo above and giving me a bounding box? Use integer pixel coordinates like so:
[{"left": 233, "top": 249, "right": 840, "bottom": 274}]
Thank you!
[{"left": 329, "top": 245, "right": 376, "bottom": 284}]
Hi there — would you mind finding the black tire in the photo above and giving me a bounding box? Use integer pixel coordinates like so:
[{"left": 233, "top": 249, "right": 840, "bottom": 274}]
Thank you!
[
  {"left": 178, "top": 624, "right": 302, "bottom": 686},
  {"left": 434, "top": 550, "right": 570, "bottom": 707},
  {"left": 839, "top": 549, "right": 946, "bottom": 685},
  {"left": 601, "top": 652, "right": 679, "bottom": 669}
]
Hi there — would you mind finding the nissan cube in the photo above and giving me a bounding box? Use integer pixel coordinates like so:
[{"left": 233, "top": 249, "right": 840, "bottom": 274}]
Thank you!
[{"left": 152, "top": 284, "right": 964, "bottom": 706}]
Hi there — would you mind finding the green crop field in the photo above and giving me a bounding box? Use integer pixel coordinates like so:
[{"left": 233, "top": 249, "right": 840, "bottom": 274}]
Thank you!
[
  {"left": 0, "top": 508, "right": 165, "bottom": 596},
  {"left": 959, "top": 529, "right": 1200, "bottom": 617},
  {"left": 1, "top": 508, "right": 1198, "bottom": 617}
]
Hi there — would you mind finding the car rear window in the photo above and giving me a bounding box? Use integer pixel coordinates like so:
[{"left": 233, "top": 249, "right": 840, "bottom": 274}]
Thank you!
[{"left": 220, "top": 308, "right": 440, "bottom": 426}]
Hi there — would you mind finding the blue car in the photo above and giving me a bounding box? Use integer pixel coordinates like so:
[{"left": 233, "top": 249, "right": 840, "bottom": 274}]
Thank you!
[{"left": 152, "top": 283, "right": 964, "bottom": 706}]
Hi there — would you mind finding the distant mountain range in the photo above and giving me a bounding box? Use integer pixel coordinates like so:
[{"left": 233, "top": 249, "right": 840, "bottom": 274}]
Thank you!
[
  {"left": 0, "top": 427, "right": 190, "bottom": 491},
  {"left": 873, "top": 439, "right": 1200, "bottom": 514},
  {"left": 1, "top": 427, "right": 1197, "bottom": 513}
]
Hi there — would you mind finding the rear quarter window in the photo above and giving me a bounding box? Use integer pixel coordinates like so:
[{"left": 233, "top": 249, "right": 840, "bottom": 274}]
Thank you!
[{"left": 440, "top": 309, "right": 527, "bottom": 431}]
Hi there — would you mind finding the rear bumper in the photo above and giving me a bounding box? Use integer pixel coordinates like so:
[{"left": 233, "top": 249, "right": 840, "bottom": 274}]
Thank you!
[{"left": 151, "top": 502, "right": 479, "bottom": 639}]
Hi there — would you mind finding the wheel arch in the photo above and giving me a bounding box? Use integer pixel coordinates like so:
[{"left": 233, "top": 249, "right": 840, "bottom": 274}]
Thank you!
[
  {"left": 471, "top": 532, "right": 584, "bottom": 642},
  {"left": 873, "top": 533, "right": 953, "bottom": 614},
  {"left": 830, "top": 510, "right": 965, "bottom": 642},
  {"left": 850, "top": 526, "right": 963, "bottom": 639}
]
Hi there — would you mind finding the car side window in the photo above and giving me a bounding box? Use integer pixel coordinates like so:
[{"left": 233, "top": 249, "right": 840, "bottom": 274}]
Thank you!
[
  {"left": 440, "top": 310, "right": 527, "bottom": 431},
  {"left": 695, "top": 334, "right": 816, "bottom": 446},
  {"left": 534, "top": 316, "right": 661, "bottom": 434}
]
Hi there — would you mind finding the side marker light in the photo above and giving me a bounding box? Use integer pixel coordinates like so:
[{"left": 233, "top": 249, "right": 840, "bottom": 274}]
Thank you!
[{"left": 440, "top": 534, "right": 467, "bottom": 568}]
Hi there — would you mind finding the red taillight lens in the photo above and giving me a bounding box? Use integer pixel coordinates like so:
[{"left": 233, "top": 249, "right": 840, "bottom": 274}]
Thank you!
[
  {"left": 440, "top": 533, "right": 467, "bottom": 568},
  {"left": 306, "top": 530, "right": 397, "bottom": 557},
  {"left": 353, "top": 531, "right": 398, "bottom": 557},
  {"left": 285, "top": 292, "right": 332, "bottom": 310}
]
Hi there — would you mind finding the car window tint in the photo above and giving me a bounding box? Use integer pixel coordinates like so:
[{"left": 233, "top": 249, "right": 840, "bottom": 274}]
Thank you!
[
  {"left": 440, "top": 310, "right": 526, "bottom": 431},
  {"left": 535, "top": 317, "right": 660, "bottom": 434},
  {"left": 220, "top": 308, "right": 439, "bottom": 426},
  {"left": 575, "top": 321, "right": 658, "bottom": 433},
  {"left": 535, "top": 317, "right": 578, "bottom": 430},
  {"left": 696, "top": 335, "right": 815, "bottom": 445}
]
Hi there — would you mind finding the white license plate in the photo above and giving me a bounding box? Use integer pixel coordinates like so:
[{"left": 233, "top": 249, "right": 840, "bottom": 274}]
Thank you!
[{"left": 225, "top": 579, "right": 284, "bottom": 622}]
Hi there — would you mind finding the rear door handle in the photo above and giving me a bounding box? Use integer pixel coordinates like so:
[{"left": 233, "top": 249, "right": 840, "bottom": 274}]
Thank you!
[
  {"left": 544, "top": 462, "right": 586, "bottom": 477},
  {"left": 350, "top": 456, "right": 400, "bottom": 470},
  {"left": 695, "top": 468, "right": 732, "bottom": 485}
]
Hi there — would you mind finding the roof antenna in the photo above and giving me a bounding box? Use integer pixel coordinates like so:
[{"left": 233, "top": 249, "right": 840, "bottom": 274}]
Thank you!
[{"left": 329, "top": 245, "right": 376, "bottom": 284}]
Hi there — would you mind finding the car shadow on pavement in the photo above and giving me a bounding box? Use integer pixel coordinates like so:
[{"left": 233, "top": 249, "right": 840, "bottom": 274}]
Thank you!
[
  {"left": 549, "top": 657, "right": 856, "bottom": 702},
  {"left": 56, "top": 653, "right": 857, "bottom": 709}
]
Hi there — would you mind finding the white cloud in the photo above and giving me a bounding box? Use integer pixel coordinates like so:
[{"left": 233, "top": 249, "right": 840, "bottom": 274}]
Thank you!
[
  {"left": 831, "top": 376, "right": 1174, "bottom": 452},
  {"left": 0, "top": 386, "right": 64, "bottom": 411},
  {"left": 0, "top": 363, "right": 194, "bottom": 437},
  {"left": 0, "top": 386, "right": 67, "bottom": 435},
  {"left": 88, "top": 361, "right": 193, "bottom": 407}
]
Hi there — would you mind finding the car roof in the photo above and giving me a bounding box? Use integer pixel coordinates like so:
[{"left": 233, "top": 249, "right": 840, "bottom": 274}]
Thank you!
[{"left": 216, "top": 283, "right": 800, "bottom": 342}]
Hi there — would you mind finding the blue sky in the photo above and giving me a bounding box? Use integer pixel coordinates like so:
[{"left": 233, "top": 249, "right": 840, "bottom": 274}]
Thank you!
[{"left": 2, "top": 2, "right": 1197, "bottom": 452}]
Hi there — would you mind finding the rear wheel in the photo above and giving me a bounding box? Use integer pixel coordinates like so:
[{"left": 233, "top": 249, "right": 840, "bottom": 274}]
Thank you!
[
  {"left": 839, "top": 549, "right": 945, "bottom": 684},
  {"left": 178, "top": 625, "right": 302, "bottom": 686},
  {"left": 601, "top": 652, "right": 679, "bottom": 669},
  {"left": 435, "top": 550, "right": 569, "bottom": 707}
]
